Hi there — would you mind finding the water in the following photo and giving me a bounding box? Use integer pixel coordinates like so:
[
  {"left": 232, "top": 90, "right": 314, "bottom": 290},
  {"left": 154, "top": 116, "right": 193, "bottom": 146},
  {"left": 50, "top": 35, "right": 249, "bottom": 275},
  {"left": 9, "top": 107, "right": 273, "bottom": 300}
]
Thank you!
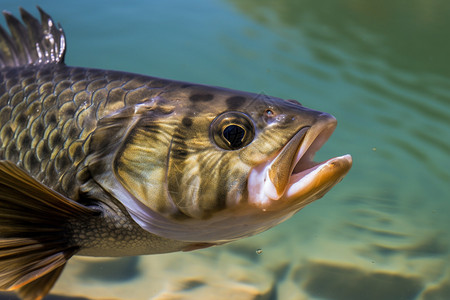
[{"left": 1, "top": 0, "right": 449, "bottom": 299}]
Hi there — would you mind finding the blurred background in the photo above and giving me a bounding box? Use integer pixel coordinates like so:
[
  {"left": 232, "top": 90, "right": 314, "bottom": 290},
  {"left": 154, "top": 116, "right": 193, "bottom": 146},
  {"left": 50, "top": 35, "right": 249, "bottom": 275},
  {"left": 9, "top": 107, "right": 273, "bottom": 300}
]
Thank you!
[{"left": 1, "top": 0, "right": 449, "bottom": 299}]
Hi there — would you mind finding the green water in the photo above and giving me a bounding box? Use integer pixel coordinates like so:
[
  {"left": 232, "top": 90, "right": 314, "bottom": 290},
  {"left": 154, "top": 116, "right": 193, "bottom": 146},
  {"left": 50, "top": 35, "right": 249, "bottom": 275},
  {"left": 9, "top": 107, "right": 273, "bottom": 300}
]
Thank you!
[{"left": 1, "top": 0, "right": 449, "bottom": 299}]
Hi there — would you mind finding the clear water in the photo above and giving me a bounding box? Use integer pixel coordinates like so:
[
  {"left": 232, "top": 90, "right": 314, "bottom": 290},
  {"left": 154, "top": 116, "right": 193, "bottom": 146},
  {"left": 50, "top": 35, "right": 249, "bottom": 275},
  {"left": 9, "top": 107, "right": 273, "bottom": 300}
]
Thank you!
[{"left": 1, "top": 0, "right": 449, "bottom": 299}]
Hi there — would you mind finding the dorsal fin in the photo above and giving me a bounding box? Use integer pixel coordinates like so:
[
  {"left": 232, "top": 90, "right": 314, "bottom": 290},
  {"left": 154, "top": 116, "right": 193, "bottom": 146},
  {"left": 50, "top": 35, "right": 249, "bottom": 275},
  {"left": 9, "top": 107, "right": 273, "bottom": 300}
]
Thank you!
[{"left": 0, "top": 7, "right": 65, "bottom": 69}]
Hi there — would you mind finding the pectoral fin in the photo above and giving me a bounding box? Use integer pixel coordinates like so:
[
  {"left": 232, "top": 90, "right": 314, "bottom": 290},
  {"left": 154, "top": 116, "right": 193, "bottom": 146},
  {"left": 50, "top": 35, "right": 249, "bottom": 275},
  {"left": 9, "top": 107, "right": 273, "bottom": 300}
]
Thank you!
[{"left": 0, "top": 161, "right": 97, "bottom": 300}]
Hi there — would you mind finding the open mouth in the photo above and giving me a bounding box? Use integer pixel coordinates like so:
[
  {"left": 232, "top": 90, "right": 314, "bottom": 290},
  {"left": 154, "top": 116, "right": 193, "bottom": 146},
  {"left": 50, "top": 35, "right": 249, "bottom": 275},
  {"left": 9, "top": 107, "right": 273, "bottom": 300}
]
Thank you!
[{"left": 248, "top": 115, "right": 352, "bottom": 207}]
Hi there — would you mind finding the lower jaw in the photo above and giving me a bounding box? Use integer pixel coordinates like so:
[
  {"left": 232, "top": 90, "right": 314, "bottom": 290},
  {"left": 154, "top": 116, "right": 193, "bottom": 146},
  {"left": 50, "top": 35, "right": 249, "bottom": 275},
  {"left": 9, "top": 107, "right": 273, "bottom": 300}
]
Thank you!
[
  {"left": 247, "top": 153, "right": 352, "bottom": 209},
  {"left": 284, "top": 154, "right": 352, "bottom": 201}
]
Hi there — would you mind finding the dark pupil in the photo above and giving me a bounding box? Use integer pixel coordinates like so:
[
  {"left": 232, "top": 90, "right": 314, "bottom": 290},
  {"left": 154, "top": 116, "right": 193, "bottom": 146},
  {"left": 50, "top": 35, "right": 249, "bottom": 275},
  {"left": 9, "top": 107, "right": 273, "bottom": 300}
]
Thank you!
[{"left": 223, "top": 125, "right": 245, "bottom": 148}]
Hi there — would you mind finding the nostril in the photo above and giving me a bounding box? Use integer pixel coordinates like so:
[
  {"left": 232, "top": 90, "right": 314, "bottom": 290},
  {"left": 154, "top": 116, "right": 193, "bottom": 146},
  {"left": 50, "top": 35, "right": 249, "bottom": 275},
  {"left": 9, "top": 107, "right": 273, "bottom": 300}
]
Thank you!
[{"left": 264, "top": 109, "right": 275, "bottom": 117}]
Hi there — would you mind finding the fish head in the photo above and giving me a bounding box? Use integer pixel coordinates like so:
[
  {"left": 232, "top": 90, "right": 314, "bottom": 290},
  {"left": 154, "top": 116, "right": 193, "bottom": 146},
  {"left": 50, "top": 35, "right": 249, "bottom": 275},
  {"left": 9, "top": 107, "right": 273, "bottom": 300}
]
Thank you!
[{"left": 94, "top": 85, "right": 352, "bottom": 244}]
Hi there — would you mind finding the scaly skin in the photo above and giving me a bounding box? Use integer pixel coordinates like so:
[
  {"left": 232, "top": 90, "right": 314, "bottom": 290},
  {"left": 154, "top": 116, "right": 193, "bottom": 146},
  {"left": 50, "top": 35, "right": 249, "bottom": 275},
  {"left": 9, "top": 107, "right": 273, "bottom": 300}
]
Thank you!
[
  {"left": 0, "top": 63, "right": 201, "bottom": 256},
  {"left": 0, "top": 64, "right": 164, "bottom": 197}
]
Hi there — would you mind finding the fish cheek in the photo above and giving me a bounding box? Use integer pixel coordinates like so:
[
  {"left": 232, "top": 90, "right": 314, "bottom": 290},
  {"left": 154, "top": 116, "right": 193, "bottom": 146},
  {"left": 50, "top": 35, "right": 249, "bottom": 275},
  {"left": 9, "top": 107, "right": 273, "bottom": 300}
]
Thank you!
[
  {"left": 168, "top": 146, "right": 252, "bottom": 219},
  {"left": 165, "top": 145, "right": 222, "bottom": 219},
  {"left": 114, "top": 122, "right": 175, "bottom": 216}
]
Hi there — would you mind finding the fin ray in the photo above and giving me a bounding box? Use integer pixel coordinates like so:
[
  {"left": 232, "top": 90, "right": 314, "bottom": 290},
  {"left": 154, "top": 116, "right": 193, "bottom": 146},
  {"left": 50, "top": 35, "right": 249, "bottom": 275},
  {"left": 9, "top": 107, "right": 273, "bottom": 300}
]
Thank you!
[
  {"left": 0, "top": 7, "right": 65, "bottom": 68},
  {"left": 0, "top": 161, "right": 96, "bottom": 299},
  {"left": 0, "top": 22, "right": 19, "bottom": 67},
  {"left": 18, "top": 264, "right": 66, "bottom": 300},
  {"left": 3, "top": 11, "right": 34, "bottom": 65}
]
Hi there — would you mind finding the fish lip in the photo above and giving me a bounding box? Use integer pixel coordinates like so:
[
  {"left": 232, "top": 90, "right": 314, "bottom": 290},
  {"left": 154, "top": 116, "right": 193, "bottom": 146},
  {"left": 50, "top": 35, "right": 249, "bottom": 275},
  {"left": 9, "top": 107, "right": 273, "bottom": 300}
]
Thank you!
[
  {"left": 266, "top": 113, "right": 337, "bottom": 200},
  {"left": 248, "top": 113, "right": 352, "bottom": 207},
  {"left": 291, "top": 114, "right": 338, "bottom": 176},
  {"left": 284, "top": 154, "right": 352, "bottom": 201},
  {"left": 266, "top": 126, "right": 310, "bottom": 199}
]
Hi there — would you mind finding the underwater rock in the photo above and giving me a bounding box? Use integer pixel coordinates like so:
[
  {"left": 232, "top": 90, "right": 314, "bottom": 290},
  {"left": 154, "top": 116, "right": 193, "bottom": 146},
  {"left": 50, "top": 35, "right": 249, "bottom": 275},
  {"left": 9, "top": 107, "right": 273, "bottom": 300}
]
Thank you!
[{"left": 301, "top": 260, "right": 423, "bottom": 300}]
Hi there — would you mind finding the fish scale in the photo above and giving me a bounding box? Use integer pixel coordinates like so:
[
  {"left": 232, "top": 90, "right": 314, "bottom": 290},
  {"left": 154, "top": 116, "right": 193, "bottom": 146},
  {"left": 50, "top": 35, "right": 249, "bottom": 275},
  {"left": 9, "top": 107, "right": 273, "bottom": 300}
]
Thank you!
[{"left": 0, "top": 64, "right": 162, "bottom": 197}]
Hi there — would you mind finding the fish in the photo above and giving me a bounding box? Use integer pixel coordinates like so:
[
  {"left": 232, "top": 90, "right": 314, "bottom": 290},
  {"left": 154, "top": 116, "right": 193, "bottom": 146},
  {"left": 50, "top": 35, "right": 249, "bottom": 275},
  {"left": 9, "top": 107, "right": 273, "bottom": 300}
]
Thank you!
[{"left": 0, "top": 7, "right": 352, "bottom": 300}]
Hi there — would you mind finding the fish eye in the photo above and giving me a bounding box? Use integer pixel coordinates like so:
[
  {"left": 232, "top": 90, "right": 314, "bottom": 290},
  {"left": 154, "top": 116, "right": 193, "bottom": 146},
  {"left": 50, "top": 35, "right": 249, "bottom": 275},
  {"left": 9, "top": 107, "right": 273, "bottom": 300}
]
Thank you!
[
  {"left": 211, "top": 112, "right": 255, "bottom": 150},
  {"left": 223, "top": 124, "right": 246, "bottom": 148}
]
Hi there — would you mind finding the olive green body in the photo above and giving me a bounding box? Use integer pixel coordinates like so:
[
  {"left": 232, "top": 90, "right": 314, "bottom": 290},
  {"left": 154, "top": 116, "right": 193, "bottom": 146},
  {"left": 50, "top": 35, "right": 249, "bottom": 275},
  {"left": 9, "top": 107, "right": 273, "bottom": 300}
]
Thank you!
[
  {"left": 0, "top": 61, "right": 334, "bottom": 250},
  {"left": 0, "top": 64, "right": 193, "bottom": 256}
]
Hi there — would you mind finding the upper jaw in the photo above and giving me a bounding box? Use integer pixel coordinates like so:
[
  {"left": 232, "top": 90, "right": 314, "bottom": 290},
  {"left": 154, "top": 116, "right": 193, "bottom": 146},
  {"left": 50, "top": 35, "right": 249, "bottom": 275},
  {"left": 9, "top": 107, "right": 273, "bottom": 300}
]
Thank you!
[{"left": 247, "top": 114, "right": 352, "bottom": 208}]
